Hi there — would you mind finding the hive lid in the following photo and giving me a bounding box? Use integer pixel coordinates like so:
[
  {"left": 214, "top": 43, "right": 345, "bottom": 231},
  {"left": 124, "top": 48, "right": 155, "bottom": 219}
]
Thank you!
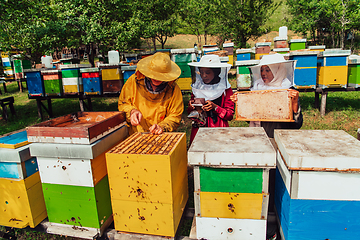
[
  {"left": 236, "top": 48, "right": 255, "bottom": 54},
  {"left": 289, "top": 39, "right": 307, "bottom": 43},
  {"left": 274, "top": 130, "right": 360, "bottom": 172},
  {"left": 319, "top": 49, "right": 351, "bottom": 57},
  {"left": 348, "top": 55, "right": 360, "bottom": 64},
  {"left": 274, "top": 36, "right": 288, "bottom": 41},
  {"left": 59, "top": 64, "right": 91, "bottom": 69},
  {"left": 235, "top": 60, "right": 260, "bottom": 66},
  {"left": 170, "top": 48, "right": 196, "bottom": 54},
  {"left": 255, "top": 42, "right": 271, "bottom": 47},
  {"left": 223, "top": 42, "right": 234, "bottom": 47},
  {"left": 273, "top": 48, "right": 290, "bottom": 52},
  {"left": 0, "top": 129, "right": 29, "bottom": 149},
  {"left": 23, "top": 68, "right": 42, "bottom": 72},
  {"left": 188, "top": 127, "right": 276, "bottom": 167},
  {"left": 26, "top": 111, "right": 126, "bottom": 145},
  {"left": 121, "top": 65, "right": 137, "bottom": 71},
  {"left": 289, "top": 51, "right": 319, "bottom": 56},
  {"left": 124, "top": 53, "right": 138, "bottom": 57},
  {"left": 108, "top": 132, "right": 184, "bottom": 155},
  {"left": 80, "top": 67, "right": 99, "bottom": 73},
  {"left": 29, "top": 124, "right": 128, "bottom": 159},
  {"left": 98, "top": 63, "right": 128, "bottom": 68},
  {"left": 0, "top": 145, "right": 31, "bottom": 163},
  {"left": 308, "top": 45, "right": 326, "bottom": 50},
  {"left": 41, "top": 69, "right": 61, "bottom": 74}
]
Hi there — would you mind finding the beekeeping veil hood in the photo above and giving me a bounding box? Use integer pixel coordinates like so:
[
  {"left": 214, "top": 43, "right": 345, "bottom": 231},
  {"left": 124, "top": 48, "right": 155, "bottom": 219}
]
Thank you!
[
  {"left": 188, "top": 55, "right": 231, "bottom": 101},
  {"left": 249, "top": 53, "right": 296, "bottom": 88}
]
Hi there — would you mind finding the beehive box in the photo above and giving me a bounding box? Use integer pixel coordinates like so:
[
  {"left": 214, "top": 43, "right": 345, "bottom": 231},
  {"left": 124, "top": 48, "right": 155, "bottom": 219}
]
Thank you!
[
  {"left": 60, "top": 64, "right": 91, "bottom": 94},
  {"left": 236, "top": 48, "right": 255, "bottom": 61},
  {"left": 227, "top": 54, "right": 234, "bottom": 66},
  {"left": 124, "top": 53, "right": 138, "bottom": 63},
  {"left": 223, "top": 42, "right": 234, "bottom": 55},
  {"left": 273, "top": 48, "right": 290, "bottom": 54},
  {"left": 171, "top": 48, "right": 197, "bottom": 63},
  {"left": 235, "top": 90, "right": 294, "bottom": 122},
  {"left": 121, "top": 65, "right": 137, "bottom": 83},
  {"left": 188, "top": 127, "right": 276, "bottom": 240},
  {"left": 274, "top": 129, "right": 360, "bottom": 240},
  {"left": 235, "top": 60, "right": 259, "bottom": 90},
  {"left": 26, "top": 111, "right": 126, "bottom": 144},
  {"left": 289, "top": 51, "right": 319, "bottom": 89},
  {"left": 317, "top": 49, "right": 351, "bottom": 88},
  {"left": 1, "top": 52, "right": 14, "bottom": 81},
  {"left": 176, "top": 77, "right": 192, "bottom": 91},
  {"left": 81, "top": 68, "right": 102, "bottom": 95},
  {"left": 41, "top": 69, "right": 63, "bottom": 96},
  {"left": 348, "top": 57, "right": 360, "bottom": 88},
  {"left": 106, "top": 132, "right": 188, "bottom": 237},
  {"left": 29, "top": 124, "right": 128, "bottom": 238},
  {"left": 255, "top": 42, "right": 271, "bottom": 54},
  {"left": 98, "top": 63, "right": 126, "bottom": 93},
  {"left": 0, "top": 130, "right": 46, "bottom": 228},
  {"left": 289, "top": 39, "right": 306, "bottom": 51},
  {"left": 274, "top": 37, "right": 288, "bottom": 49},
  {"left": 24, "top": 69, "right": 45, "bottom": 97}
]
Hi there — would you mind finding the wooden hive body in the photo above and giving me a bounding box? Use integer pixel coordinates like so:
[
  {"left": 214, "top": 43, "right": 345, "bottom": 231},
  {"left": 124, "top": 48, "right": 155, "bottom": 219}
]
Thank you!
[
  {"left": 236, "top": 89, "right": 293, "bottom": 122},
  {"left": 24, "top": 70, "right": 45, "bottom": 97},
  {"left": 81, "top": 68, "right": 102, "bottom": 95},
  {"left": 29, "top": 124, "right": 128, "bottom": 234},
  {"left": 41, "top": 69, "right": 63, "bottom": 96},
  {"left": 61, "top": 67, "right": 82, "bottom": 94},
  {"left": 99, "top": 64, "right": 124, "bottom": 93},
  {"left": 289, "top": 52, "right": 318, "bottom": 89},
  {"left": 106, "top": 132, "right": 188, "bottom": 237},
  {"left": 188, "top": 128, "right": 276, "bottom": 240},
  {"left": 274, "top": 129, "right": 360, "bottom": 240},
  {"left": 348, "top": 61, "right": 360, "bottom": 88}
]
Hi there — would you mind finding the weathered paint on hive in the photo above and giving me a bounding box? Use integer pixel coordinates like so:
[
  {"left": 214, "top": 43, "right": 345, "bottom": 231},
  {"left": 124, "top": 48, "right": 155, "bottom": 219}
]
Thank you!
[
  {"left": 274, "top": 129, "right": 360, "bottom": 171},
  {"left": 0, "top": 172, "right": 47, "bottom": 228},
  {"left": 0, "top": 130, "right": 29, "bottom": 149},
  {"left": 188, "top": 127, "right": 276, "bottom": 167}
]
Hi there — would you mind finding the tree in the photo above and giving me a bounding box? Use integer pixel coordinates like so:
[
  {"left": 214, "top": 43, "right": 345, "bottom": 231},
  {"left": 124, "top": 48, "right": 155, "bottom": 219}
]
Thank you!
[{"left": 215, "top": 0, "right": 280, "bottom": 48}]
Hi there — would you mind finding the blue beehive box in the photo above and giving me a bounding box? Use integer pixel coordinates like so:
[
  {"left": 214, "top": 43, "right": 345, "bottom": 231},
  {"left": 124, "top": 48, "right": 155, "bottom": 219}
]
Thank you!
[
  {"left": 24, "top": 69, "right": 45, "bottom": 97},
  {"left": 80, "top": 67, "right": 102, "bottom": 95},
  {"left": 121, "top": 65, "right": 137, "bottom": 83},
  {"left": 289, "top": 51, "right": 319, "bottom": 89},
  {"left": 236, "top": 48, "right": 255, "bottom": 61}
]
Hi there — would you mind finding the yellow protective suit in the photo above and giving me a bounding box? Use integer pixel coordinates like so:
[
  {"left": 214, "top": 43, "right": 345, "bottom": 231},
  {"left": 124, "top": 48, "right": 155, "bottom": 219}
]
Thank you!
[{"left": 118, "top": 71, "right": 184, "bottom": 134}]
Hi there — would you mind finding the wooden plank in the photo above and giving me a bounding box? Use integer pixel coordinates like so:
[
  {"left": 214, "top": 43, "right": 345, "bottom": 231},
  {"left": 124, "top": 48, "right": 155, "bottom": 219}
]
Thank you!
[
  {"left": 236, "top": 89, "right": 294, "bottom": 122},
  {"left": 188, "top": 127, "right": 276, "bottom": 167},
  {"left": 198, "top": 167, "right": 264, "bottom": 193},
  {"left": 195, "top": 217, "right": 266, "bottom": 240},
  {"left": 198, "top": 191, "right": 266, "bottom": 220}
]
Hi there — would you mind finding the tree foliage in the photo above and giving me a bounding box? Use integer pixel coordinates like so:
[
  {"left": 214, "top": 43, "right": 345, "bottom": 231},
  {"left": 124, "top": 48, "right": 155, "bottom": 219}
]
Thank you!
[{"left": 287, "top": 0, "right": 360, "bottom": 49}]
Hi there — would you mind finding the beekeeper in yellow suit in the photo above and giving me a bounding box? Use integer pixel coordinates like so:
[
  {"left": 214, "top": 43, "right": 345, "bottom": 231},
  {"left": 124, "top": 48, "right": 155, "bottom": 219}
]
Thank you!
[{"left": 118, "top": 52, "right": 183, "bottom": 135}]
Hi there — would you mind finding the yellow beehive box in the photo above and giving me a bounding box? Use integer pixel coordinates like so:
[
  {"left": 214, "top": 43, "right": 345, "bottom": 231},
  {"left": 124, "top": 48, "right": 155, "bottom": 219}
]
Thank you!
[
  {"left": 255, "top": 53, "right": 269, "bottom": 60},
  {"left": 101, "top": 68, "right": 121, "bottom": 80},
  {"left": 0, "top": 172, "right": 47, "bottom": 228},
  {"left": 106, "top": 132, "right": 188, "bottom": 237},
  {"left": 227, "top": 54, "right": 234, "bottom": 66},
  {"left": 317, "top": 66, "right": 348, "bottom": 88},
  {"left": 176, "top": 77, "right": 192, "bottom": 91}
]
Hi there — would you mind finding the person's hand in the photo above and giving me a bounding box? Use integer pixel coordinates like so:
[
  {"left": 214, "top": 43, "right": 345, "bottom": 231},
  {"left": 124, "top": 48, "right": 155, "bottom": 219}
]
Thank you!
[
  {"left": 230, "top": 92, "right": 238, "bottom": 103},
  {"left": 130, "top": 109, "right": 142, "bottom": 126},
  {"left": 149, "top": 124, "right": 163, "bottom": 135},
  {"left": 202, "top": 100, "right": 217, "bottom": 112},
  {"left": 288, "top": 89, "right": 299, "bottom": 113},
  {"left": 189, "top": 99, "right": 195, "bottom": 110}
]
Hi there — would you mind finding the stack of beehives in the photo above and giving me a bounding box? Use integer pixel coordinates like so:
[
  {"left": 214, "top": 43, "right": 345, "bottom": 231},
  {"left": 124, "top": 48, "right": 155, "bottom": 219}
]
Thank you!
[
  {"left": 0, "top": 130, "right": 47, "bottom": 229},
  {"left": 27, "top": 111, "right": 128, "bottom": 238},
  {"left": 171, "top": 48, "right": 197, "bottom": 91}
]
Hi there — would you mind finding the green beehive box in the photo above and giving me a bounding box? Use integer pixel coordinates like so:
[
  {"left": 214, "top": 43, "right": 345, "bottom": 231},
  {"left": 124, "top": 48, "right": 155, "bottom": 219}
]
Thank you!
[
  {"left": 289, "top": 39, "right": 306, "bottom": 51},
  {"left": 42, "top": 176, "right": 112, "bottom": 229},
  {"left": 348, "top": 57, "right": 360, "bottom": 88},
  {"left": 177, "top": 62, "right": 192, "bottom": 78}
]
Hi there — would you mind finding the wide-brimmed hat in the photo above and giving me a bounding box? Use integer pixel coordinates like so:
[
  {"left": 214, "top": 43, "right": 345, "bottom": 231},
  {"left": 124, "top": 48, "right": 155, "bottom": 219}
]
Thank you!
[
  {"left": 137, "top": 52, "right": 181, "bottom": 81},
  {"left": 188, "top": 55, "right": 231, "bottom": 68},
  {"left": 256, "top": 53, "right": 295, "bottom": 66}
]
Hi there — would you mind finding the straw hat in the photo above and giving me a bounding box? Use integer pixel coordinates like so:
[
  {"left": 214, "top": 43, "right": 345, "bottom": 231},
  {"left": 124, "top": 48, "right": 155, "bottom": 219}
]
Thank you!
[
  {"left": 188, "top": 55, "right": 231, "bottom": 68},
  {"left": 257, "top": 53, "right": 295, "bottom": 66},
  {"left": 137, "top": 52, "right": 181, "bottom": 82}
]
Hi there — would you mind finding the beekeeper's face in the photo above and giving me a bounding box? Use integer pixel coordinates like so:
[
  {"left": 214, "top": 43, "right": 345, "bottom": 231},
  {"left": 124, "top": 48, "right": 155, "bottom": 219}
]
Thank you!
[
  {"left": 199, "top": 67, "right": 215, "bottom": 84},
  {"left": 261, "top": 65, "right": 274, "bottom": 84}
]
